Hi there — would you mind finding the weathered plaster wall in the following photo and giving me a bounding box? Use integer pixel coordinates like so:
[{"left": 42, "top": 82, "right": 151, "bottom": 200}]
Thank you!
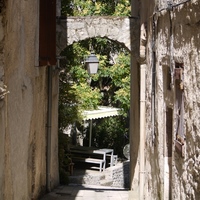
[
  {"left": 171, "top": 3, "right": 200, "bottom": 199},
  {"left": 130, "top": 0, "right": 200, "bottom": 199},
  {"left": 0, "top": 1, "right": 59, "bottom": 199},
  {"left": 0, "top": 2, "right": 6, "bottom": 200},
  {"left": 144, "top": 1, "right": 200, "bottom": 199}
]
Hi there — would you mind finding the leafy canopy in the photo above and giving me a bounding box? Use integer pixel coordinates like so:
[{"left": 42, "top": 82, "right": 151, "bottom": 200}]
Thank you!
[
  {"left": 61, "top": 0, "right": 131, "bottom": 16},
  {"left": 58, "top": 0, "right": 131, "bottom": 159}
]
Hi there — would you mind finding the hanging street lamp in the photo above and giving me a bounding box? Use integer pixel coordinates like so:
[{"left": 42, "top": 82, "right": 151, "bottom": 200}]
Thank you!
[{"left": 85, "top": 52, "right": 99, "bottom": 74}]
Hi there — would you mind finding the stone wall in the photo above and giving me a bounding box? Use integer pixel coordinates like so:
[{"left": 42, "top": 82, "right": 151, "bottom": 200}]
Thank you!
[
  {"left": 0, "top": 3, "right": 6, "bottom": 101},
  {"left": 112, "top": 161, "right": 130, "bottom": 188},
  {"left": 0, "top": 5, "right": 5, "bottom": 200},
  {"left": 56, "top": 16, "right": 130, "bottom": 54},
  {"left": 0, "top": 1, "right": 59, "bottom": 199},
  {"left": 130, "top": 0, "right": 200, "bottom": 199}
]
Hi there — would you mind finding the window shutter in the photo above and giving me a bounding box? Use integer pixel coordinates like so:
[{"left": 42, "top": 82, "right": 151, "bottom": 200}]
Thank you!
[
  {"left": 165, "top": 107, "right": 173, "bottom": 157},
  {"left": 175, "top": 66, "right": 184, "bottom": 140},
  {"left": 175, "top": 63, "right": 185, "bottom": 157},
  {"left": 39, "top": 0, "right": 56, "bottom": 66}
]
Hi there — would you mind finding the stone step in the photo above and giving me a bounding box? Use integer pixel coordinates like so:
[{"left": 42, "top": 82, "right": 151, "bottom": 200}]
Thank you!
[
  {"left": 100, "top": 179, "right": 113, "bottom": 187},
  {"left": 69, "top": 173, "right": 105, "bottom": 185},
  {"left": 103, "top": 169, "right": 113, "bottom": 179},
  {"left": 68, "top": 161, "right": 130, "bottom": 188}
]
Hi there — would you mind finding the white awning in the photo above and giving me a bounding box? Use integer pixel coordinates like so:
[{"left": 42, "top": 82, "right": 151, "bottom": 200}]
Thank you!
[
  {"left": 82, "top": 106, "right": 121, "bottom": 147},
  {"left": 82, "top": 106, "right": 121, "bottom": 120}
]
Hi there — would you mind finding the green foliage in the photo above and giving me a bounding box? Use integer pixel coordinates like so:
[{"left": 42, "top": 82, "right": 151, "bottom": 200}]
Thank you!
[
  {"left": 59, "top": 38, "right": 130, "bottom": 157},
  {"left": 59, "top": 1, "right": 131, "bottom": 160},
  {"left": 75, "top": 38, "right": 130, "bottom": 117},
  {"left": 58, "top": 42, "right": 102, "bottom": 130},
  {"left": 61, "top": 0, "right": 131, "bottom": 16},
  {"left": 71, "top": 82, "right": 101, "bottom": 111},
  {"left": 91, "top": 117, "right": 129, "bottom": 157},
  {"left": 114, "top": 0, "right": 131, "bottom": 16},
  {"left": 59, "top": 36, "right": 130, "bottom": 127},
  {"left": 109, "top": 53, "right": 130, "bottom": 114}
]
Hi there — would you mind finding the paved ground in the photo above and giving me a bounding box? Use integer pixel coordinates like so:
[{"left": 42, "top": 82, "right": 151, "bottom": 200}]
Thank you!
[{"left": 40, "top": 184, "right": 129, "bottom": 200}]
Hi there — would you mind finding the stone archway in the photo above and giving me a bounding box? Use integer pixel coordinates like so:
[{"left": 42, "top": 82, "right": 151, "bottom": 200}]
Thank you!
[{"left": 56, "top": 16, "right": 130, "bottom": 54}]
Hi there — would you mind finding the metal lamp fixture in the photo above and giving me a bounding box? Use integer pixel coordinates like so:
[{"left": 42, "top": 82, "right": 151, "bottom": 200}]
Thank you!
[{"left": 85, "top": 52, "right": 99, "bottom": 74}]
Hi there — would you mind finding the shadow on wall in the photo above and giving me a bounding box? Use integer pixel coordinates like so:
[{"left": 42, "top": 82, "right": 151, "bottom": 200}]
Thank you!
[{"left": 56, "top": 16, "right": 68, "bottom": 56}]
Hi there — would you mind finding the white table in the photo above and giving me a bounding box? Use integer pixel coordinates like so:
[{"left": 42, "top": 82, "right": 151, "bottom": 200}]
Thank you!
[
  {"left": 98, "top": 149, "right": 114, "bottom": 167},
  {"left": 70, "top": 148, "right": 106, "bottom": 171},
  {"left": 70, "top": 146, "right": 114, "bottom": 169}
]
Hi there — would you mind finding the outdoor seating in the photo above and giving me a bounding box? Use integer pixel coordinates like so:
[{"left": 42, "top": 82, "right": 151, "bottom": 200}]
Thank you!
[
  {"left": 72, "top": 157, "right": 105, "bottom": 172},
  {"left": 70, "top": 146, "right": 115, "bottom": 172}
]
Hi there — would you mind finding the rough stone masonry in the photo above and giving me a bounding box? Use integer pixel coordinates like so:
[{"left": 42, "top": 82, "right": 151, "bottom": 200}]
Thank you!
[{"left": 56, "top": 16, "right": 130, "bottom": 54}]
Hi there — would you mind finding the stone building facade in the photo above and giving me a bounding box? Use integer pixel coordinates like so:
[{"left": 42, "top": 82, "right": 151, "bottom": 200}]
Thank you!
[
  {"left": 129, "top": 0, "right": 200, "bottom": 199},
  {"left": 0, "top": 1, "right": 59, "bottom": 199}
]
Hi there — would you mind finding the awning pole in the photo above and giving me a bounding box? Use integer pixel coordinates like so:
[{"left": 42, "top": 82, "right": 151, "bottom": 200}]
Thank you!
[{"left": 89, "top": 120, "right": 92, "bottom": 147}]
